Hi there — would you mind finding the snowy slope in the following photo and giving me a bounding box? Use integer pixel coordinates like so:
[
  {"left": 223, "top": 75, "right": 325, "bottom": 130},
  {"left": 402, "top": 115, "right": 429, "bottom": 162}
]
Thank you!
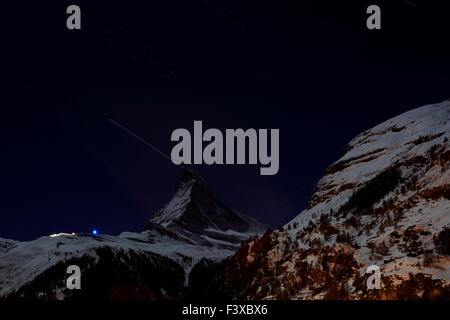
[
  {"left": 207, "top": 100, "right": 450, "bottom": 300},
  {"left": 294, "top": 101, "right": 449, "bottom": 221},
  {"left": 0, "top": 231, "right": 234, "bottom": 298},
  {"left": 288, "top": 101, "right": 449, "bottom": 252},
  {"left": 0, "top": 170, "right": 267, "bottom": 299}
]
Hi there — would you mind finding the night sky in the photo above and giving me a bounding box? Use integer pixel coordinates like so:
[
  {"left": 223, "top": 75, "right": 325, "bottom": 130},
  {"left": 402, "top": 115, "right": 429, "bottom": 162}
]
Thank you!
[{"left": 1, "top": 1, "right": 449, "bottom": 241}]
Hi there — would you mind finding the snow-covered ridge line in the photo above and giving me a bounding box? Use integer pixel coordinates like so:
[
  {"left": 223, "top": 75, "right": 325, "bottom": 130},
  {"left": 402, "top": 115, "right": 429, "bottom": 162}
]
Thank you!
[
  {"left": 0, "top": 168, "right": 267, "bottom": 299},
  {"left": 221, "top": 100, "right": 450, "bottom": 300}
]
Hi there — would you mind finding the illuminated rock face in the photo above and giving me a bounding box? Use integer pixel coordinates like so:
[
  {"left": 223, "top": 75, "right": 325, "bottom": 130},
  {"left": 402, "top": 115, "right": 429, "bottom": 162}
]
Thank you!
[{"left": 191, "top": 101, "right": 450, "bottom": 300}]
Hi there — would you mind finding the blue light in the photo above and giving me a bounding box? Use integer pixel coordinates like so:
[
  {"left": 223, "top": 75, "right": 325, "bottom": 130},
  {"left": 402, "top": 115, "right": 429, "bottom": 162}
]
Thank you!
[{"left": 92, "top": 229, "right": 98, "bottom": 235}]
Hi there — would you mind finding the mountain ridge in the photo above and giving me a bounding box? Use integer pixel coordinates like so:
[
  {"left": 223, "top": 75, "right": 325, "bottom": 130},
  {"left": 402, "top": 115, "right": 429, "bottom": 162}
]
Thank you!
[
  {"left": 1, "top": 101, "right": 448, "bottom": 300},
  {"left": 193, "top": 100, "right": 450, "bottom": 300},
  {"left": 0, "top": 169, "right": 267, "bottom": 299}
]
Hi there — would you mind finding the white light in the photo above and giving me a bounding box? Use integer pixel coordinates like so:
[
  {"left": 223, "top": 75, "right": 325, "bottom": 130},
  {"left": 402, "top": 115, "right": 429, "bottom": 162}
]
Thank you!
[{"left": 49, "top": 233, "right": 71, "bottom": 238}]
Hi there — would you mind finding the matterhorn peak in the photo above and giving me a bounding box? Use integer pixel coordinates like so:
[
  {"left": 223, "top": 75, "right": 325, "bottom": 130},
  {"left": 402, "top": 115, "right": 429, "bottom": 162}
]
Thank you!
[{"left": 147, "top": 169, "right": 268, "bottom": 245}]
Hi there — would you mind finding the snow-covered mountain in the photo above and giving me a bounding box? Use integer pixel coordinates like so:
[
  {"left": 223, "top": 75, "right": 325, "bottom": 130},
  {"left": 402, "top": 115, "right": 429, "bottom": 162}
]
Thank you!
[
  {"left": 146, "top": 169, "right": 268, "bottom": 249},
  {"left": 0, "top": 170, "right": 267, "bottom": 299},
  {"left": 196, "top": 101, "right": 450, "bottom": 299},
  {"left": 2, "top": 101, "right": 449, "bottom": 300}
]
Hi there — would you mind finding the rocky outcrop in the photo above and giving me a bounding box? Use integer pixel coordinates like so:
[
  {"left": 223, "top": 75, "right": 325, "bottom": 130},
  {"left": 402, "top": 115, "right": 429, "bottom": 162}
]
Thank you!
[{"left": 197, "top": 101, "right": 450, "bottom": 300}]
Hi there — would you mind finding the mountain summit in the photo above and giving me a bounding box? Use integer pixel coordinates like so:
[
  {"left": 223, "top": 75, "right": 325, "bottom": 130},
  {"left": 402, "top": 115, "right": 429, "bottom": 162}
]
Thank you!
[{"left": 146, "top": 169, "right": 268, "bottom": 247}]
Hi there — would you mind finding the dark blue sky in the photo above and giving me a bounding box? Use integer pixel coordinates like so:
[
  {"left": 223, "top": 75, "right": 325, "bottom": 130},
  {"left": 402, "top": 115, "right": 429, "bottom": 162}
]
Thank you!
[{"left": 1, "top": 1, "right": 449, "bottom": 241}]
